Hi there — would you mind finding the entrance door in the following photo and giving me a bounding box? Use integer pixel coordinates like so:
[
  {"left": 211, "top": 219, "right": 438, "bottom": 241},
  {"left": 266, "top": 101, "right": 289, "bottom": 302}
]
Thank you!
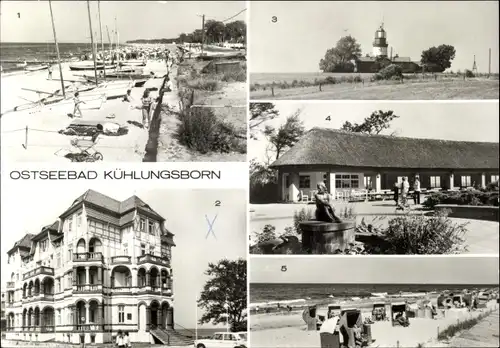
[
  {"left": 151, "top": 309, "right": 158, "bottom": 327},
  {"left": 166, "top": 308, "right": 173, "bottom": 328}
]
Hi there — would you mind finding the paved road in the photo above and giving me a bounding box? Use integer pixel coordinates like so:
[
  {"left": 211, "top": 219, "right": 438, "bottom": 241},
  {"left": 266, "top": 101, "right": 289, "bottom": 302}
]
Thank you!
[{"left": 449, "top": 309, "right": 499, "bottom": 347}]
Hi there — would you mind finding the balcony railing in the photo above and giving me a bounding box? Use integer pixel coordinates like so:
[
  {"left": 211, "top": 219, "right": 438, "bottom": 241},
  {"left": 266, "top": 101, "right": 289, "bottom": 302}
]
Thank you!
[
  {"left": 74, "top": 284, "right": 103, "bottom": 292},
  {"left": 23, "top": 266, "right": 54, "bottom": 280},
  {"left": 137, "top": 254, "right": 170, "bottom": 267},
  {"left": 111, "top": 256, "right": 132, "bottom": 265},
  {"left": 41, "top": 326, "right": 55, "bottom": 333},
  {"left": 7, "top": 282, "right": 15, "bottom": 289},
  {"left": 73, "top": 252, "right": 104, "bottom": 262},
  {"left": 112, "top": 286, "right": 132, "bottom": 293},
  {"left": 76, "top": 324, "right": 104, "bottom": 331}
]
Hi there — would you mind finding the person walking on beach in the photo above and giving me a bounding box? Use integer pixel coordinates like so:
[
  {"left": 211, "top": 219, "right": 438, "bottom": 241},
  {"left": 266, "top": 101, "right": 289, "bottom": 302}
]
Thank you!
[
  {"left": 141, "top": 90, "right": 152, "bottom": 129},
  {"left": 73, "top": 92, "right": 85, "bottom": 118},
  {"left": 413, "top": 176, "right": 421, "bottom": 205},
  {"left": 47, "top": 65, "right": 52, "bottom": 80}
]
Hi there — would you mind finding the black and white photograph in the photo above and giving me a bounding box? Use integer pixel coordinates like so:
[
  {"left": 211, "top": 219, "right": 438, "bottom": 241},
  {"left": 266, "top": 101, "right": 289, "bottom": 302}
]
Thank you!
[
  {"left": 1, "top": 185, "right": 247, "bottom": 347},
  {"left": 0, "top": 1, "right": 247, "bottom": 162},
  {"left": 249, "top": 101, "right": 499, "bottom": 255},
  {"left": 249, "top": 1, "right": 499, "bottom": 100},
  {"left": 249, "top": 257, "right": 499, "bottom": 348}
]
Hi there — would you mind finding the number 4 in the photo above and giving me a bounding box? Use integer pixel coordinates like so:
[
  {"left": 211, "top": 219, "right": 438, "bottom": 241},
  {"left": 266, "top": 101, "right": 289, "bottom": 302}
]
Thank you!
[{"left": 325, "top": 116, "right": 331, "bottom": 121}]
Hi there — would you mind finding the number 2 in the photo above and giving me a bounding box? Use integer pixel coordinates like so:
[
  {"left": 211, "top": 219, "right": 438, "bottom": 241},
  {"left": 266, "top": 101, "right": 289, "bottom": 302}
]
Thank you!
[{"left": 214, "top": 200, "right": 221, "bottom": 207}]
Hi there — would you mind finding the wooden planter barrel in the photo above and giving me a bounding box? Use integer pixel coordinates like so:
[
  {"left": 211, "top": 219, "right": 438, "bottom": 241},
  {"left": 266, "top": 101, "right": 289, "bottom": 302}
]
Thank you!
[{"left": 299, "top": 220, "right": 356, "bottom": 254}]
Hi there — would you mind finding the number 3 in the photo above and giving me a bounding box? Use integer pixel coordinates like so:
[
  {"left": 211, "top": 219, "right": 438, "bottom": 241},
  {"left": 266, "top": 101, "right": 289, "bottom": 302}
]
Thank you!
[{"left": 272, "top": 16, "right": 278, "bottom": 23}]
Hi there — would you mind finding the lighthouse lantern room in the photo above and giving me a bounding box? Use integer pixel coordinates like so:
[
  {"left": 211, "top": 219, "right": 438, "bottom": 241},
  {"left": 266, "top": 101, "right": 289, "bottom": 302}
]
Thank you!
[{"left": 372, "top": 23, "right": 389, "bottom": 57}]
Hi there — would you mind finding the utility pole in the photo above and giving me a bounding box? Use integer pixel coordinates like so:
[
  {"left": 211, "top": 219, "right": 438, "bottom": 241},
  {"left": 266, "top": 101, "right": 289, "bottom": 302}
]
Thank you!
[
  {"left": 488, "top": 48, "right": 491, "bottom": 76},
  {"left": 98, "top": 0, "right": 106, "bottom": 79},
  {"left": 48, "top": 0, "right": 65, "bottom": 98},
  {"left": 87, "top": 0, "right": 98, "bottom": 85},
  {"left": 201, "top": 14, "right": 205, "bottom": 55}
]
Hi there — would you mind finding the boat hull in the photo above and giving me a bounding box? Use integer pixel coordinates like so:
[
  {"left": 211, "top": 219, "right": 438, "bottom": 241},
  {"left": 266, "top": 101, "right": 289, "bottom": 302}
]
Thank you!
[
  {"left": 69, "top": 63, "right": 117, "bottom": 71},
  {"left": 25, "top": 65, "right": 49, "bottom": 72}
]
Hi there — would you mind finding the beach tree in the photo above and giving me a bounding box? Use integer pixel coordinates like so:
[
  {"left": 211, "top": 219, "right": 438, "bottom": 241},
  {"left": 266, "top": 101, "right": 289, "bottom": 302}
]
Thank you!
[
  {"left": 420, "top": 44, "right": 456, "bottom": 72},
  {"left": 205, "top": 20, "right": 226, "bottom": 43},
  {"left": 198, "top": 258, "right": 247, "bottom": 332},
  {"left": 178, "top": 33, "right": 188, "bottom": 43},
  {"left": 264, "top": 109, "right": 305, "bottom": 160},
  {"left": 319, "top": 35, "right": 362, "bottom": 72},
  {"left": 249, "top": 102, "right": 280, "bottom": 139},
  {"left": 341, "top": 110, "right": 399, "bottom": 135},
  {"left": 224, "top": 20, "right": 247, "bottom": 43}
]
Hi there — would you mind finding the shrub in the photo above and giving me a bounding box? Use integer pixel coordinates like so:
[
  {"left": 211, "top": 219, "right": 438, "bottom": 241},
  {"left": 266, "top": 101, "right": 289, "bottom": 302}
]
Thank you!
[
  {"left": 293, "top": 208, "right": 313, "bottom": 234},
  {"left": 486, "top": 180, "right": 499, "bottom": 192},
  {"left": 382, "top": 210, "right": 468, "bottom": 254},
  {"left": 255, "top": 224, "right": 277, "bottom": 244},
  {"left": 373, "top": 64, "right": 403, "bottom": 81},
  {"left": 176, "top": 107, "right": 242, "bottom": 154},
  {"left": 186, "top": 78, "right": 220, "bottom": 91},
  {"left": 464, "top": 69, "right": 475, "bottom": 78},
  {"left": 422, "top": 190, "right": 499, "bottom": 209}
]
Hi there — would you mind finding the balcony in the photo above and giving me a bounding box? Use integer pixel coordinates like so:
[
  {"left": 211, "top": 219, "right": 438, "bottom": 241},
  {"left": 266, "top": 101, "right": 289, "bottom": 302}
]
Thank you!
[
  {"left": 41, "top": 326, "right": 55, "bottom": 333},
  {"left": 74, "top": 284, "right": 103, "bottom": 293},
  {"left": 75, "top": 324, "right": 104, "bottom": 331},
  {"left": 137, "top": 254, "right": 170, "bottom": 268},
  {"left": 23, "top": 266, "right": 54, "bottom": 280},
  {"left": 112, "top": 286, "right": 132, "bottom": 293},
  {"left": 7, "top": 282, "right": 15, "bottom": 289},
  {"left": 73, "top": 252, "right": 104, "bottom": 263},
  {"left": 111, "top": 256, "right": 132, "bottom": 265}
]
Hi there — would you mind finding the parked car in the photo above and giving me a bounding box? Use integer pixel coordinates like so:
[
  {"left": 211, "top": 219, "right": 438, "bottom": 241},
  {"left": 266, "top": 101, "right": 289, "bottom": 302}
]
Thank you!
[{"left": 194, "top": 332, "right": 247, "bottom": 348}]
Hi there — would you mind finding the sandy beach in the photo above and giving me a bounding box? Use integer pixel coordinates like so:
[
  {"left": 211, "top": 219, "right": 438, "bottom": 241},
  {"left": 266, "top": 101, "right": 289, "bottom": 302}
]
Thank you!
[
  {"left": 250, "top": 300, "right": 499, "bottom": 348},
  {"left": 1, "top": 59, "right": 170, "bottom": 162}
]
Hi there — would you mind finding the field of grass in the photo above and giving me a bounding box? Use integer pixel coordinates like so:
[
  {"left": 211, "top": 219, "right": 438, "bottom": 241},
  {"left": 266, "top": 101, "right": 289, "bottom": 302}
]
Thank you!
[
  {"left": 251, "top": 72, "right": 374, "bottom": 84},
  {"left": 250, "top": 74, "right": 499, "bottom": 100}
]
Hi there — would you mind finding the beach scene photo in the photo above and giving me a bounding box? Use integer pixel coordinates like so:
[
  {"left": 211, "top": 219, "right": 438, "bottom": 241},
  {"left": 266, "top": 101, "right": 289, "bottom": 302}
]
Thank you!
[
  {"left": 249, "top": 1, "right": 499, "bottom": 100},
  {"left": 249, "top": 257, "right": 500, "bottom": 348},
  {"left": 249, "top": 101, "right": 499, "bottom": 255},
  {"left": 0, "top": 1, "right": 247, "bottom": 162}
]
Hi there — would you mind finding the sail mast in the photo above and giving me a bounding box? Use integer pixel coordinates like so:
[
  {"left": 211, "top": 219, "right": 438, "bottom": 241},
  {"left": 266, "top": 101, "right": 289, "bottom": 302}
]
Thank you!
[
  {"left": 86, "top": 0, "right": 99, "bottom": 85},
  {"left": 98, "top": 0, "right": 106, "bottom": 79},
  {"left": 48, "top": 0, "right": 65, "bottom": 98}
]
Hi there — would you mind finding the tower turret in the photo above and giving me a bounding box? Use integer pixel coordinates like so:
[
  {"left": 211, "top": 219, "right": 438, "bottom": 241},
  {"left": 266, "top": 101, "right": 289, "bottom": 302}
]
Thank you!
[{"left": 372, "top": 23, "right": 388, "bottom": 57}]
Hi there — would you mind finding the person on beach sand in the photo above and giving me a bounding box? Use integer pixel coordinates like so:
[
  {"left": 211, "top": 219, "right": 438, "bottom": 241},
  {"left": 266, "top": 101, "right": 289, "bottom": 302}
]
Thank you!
[
  {"left": 314, "top": 182, "right": 343, "bottom": 223},
  {"left": 48, "top": 65, "right": 52, "bottom": 79},
  {"left": 165, "top": 77, "right": 173, "bottom": 92},
  {"left": 73, "top": 92, "right": 85, "bottom": 118},
  {"left": 122, "top": 89, "right": 133, "bottom": 102},
  {"left": 141, "top": 90, "right": 152, "bottom": 129}
]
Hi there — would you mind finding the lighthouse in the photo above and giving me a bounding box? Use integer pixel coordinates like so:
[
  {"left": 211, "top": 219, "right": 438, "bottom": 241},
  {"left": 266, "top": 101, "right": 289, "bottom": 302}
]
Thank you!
[{"left": 372, "top": 23, "right": 388, "bottom": 58}]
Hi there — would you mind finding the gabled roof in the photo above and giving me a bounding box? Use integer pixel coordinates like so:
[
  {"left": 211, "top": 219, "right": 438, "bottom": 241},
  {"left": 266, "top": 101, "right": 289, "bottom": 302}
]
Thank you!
[
  {"left": 7, "top": 234, "right": 35, "bottom": 255},
  {"left": 270, "top": 128, "right": 499, "bottom": 170}
]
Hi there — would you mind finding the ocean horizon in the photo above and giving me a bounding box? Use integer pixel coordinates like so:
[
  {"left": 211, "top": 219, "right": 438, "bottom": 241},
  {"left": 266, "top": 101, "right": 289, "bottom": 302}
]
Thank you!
[{"left": 250, "top": 283, "right": 499, "bottom": 303}]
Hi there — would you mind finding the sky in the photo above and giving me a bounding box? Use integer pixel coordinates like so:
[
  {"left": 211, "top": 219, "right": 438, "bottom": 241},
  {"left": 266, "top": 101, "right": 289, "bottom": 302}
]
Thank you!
[
  {"left": 0, "top": 1, "right": 246, "bottom": 43},
  {"left": 250, "top": 101, "right": 500, "bottom": 163},
  {"left": 0, "top": 182, "right": 247, "bottom": 330},
  {"left": 249, "top": 1, "right": 499, "bottom": 73},
  {"left": 250, "top": 257, "right": 500, "bottom": 285}
]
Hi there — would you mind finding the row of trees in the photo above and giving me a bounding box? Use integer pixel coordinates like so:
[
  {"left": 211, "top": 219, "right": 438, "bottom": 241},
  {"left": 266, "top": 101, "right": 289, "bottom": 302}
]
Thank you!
[
  {"left": 249, "top": 103, "right": 400, "bottom": 188},
  {"left": 319, "top": 35, "right": 456, "bottom": 73},
  {"left": 127, "top": 20, "right": 246, "bottom": 45}
]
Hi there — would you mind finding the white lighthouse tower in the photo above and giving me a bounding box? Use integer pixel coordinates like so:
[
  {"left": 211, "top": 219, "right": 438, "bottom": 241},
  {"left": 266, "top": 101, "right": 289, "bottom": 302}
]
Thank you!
[{"left": 372, "top": 23, "right": 388, "bottom": 58}]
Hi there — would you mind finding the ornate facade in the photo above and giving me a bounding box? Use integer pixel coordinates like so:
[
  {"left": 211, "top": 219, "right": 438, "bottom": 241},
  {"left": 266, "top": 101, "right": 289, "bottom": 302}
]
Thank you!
[{"left": 4, "top": 190, "right": 176, "bottom": 344}]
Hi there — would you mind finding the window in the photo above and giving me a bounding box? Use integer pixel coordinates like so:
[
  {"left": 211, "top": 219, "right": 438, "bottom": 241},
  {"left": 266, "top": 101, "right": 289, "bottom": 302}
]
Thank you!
[
  {"left": 491, "top": 175, "right": 499, "bottom": 183},
  {"left": 57, "top": 310, "right": 60, "bottom": 325},
  {"left": 68, "top": 248, "right": 72, "bottom": 262},
  {"left": 461, "top": 175, "right": 471, "bottom": 187},
  {"left": 149, "top": 245, "right": 154, "bottom": 255},
  {"left": 68, "top": 272, "right": 73, "bottom": 288},
  {"left": 430, "top": 176, "right": 441, "bottom": 188},
  {"left": 139, "top": 218, "right": 146, "bottom": 232},
  {"left": 127, "top": 313, "right": 132, "bottom": 320},
  {"left": 56, "top": 253, "right": 61, "bottom": 268},
  {"left": 148, "top": 221, "right": 154, "bottom": 235},
  {"left": 299, "top": 175, "right": 311, "bottom": 189},
  {"left": 57, "top": 279, "right": 61, "bottom": 293},
  {"left": 77, "top": 212, "right": 82, "bottom": 227},
  {"left": 123, "top": 243, "right": 128, "bottom": 256},
  {"left": 68, "top": 217, "right": 73, "bottom": 232},
  {"left": 140, "top": 244, "right": 146, "bottom": 256},
  {"left": 364, "top": 176, "right": 373, "bottom": 190},
  {"left": 161, "top": 245, "right": 171, "bottom": 260},
  {"left": 213, "top": 334, "right": 223, "bottom": 340},
  {"left": 285, "top": 174, "right": 291, "bottom": 188},
  {"left": 118, "top": 305, "right": 125, "bottom": 323},
  {"left": 335, "top": 174, "right": 360, "bottom": 189},
  {"left": 40, "top": 240, "right": 48, "bottom": 252}
]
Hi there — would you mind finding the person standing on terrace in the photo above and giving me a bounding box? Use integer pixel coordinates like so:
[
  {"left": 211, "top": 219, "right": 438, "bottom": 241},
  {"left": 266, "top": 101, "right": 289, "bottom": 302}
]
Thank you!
[{"left": 413, "top": 176, "right": 421, "bottom": 205}]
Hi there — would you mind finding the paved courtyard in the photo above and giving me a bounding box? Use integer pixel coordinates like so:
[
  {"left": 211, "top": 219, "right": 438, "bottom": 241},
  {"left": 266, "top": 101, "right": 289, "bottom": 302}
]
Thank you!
[{"left": 249, "top": 201, "right": 499, "bottom": 254}]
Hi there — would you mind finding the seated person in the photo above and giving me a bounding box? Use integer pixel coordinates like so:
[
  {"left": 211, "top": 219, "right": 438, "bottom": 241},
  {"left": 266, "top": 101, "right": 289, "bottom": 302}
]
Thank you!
[
  {"left": 395, "top": 312, "right": 410, "bottom": 327},
  {"left": 122, "top": 89, "right": 133, "bottom": 102},
  {"left": 352, "top": 324, "right": 363, "bottom": 347},
  {"left": 71, "top": 124, "right": 103, "bottom": 147},
  {"left": 314, "top": 182, "right": 343, "bottom": 223}
]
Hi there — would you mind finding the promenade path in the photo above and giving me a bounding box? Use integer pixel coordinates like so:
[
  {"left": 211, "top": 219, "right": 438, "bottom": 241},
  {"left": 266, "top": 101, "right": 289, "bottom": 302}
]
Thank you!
[{"left": 449, "top": 309, "right": 499, "bottom": 347}]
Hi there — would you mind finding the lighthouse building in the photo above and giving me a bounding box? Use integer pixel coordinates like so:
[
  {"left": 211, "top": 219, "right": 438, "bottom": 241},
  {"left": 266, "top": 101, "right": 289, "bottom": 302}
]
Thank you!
[{"left": 372, "top": 25, "right": 388, "bottom": 58}]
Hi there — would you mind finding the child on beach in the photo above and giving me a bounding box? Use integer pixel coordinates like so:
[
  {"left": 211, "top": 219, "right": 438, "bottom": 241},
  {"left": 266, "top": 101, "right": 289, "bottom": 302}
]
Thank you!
[
  {"left": 122, "top": 89, "right": 133, "bottom": 102},
  {"left": 73, "top": 92, "right": 85, "bottom": 118},
  {"left": 141, "top": 90, "right": 152, "bottom": 129}
]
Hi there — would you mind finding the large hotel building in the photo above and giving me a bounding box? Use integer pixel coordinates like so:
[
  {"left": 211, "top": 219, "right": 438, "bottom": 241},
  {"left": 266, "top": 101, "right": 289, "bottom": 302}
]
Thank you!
[{"left": 3, "top": 190, "right": 180, "bottom": 345}]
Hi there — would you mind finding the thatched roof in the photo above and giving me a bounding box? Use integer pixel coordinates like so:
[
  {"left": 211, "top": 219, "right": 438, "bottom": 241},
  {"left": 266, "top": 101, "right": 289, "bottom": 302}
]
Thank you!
[{"left": 270, "top": 128, "right": 499, "bottom": 170}]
